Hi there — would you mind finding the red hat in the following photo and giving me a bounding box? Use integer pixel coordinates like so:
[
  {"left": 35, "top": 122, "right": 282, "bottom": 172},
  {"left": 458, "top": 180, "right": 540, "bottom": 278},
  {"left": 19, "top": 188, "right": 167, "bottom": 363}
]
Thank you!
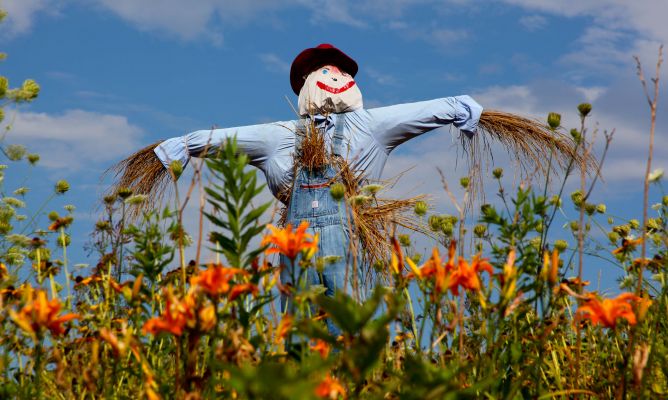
[{"left": 290, "top": 43, "right": 358, "bottom": 95}]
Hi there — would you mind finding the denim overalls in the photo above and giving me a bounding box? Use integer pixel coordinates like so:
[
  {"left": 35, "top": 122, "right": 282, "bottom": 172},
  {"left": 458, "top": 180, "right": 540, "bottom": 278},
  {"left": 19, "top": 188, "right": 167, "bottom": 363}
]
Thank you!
[{"left": 279, "top": 114, "right": 360, "bottom": 336}]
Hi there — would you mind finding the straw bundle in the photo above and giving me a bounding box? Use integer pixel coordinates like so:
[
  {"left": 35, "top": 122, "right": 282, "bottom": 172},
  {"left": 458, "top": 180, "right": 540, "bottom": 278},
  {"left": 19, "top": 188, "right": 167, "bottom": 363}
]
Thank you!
[
  {"left": 106, "top": 141, "right": 171, "bottom": 213},
  {"left": 463, "top": 110, "right": 595, "bottom": 201},
  {"left": 295, "top": 118, "right": 328, "bottom": 171},
  {"left": 332, "top": 157, "right": 429, "bottom": 266}
]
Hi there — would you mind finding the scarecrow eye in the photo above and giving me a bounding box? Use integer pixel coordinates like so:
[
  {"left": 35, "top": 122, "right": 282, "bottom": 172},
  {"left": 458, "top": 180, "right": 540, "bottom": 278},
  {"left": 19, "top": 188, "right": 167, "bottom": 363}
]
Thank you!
[{"left": 322, "top": 68, "right": 329, "bottom": 75}]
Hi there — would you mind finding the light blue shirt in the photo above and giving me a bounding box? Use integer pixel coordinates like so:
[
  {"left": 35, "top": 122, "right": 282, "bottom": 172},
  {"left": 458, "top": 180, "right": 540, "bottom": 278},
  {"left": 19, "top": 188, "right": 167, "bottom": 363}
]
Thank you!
[{"left": 155, "top": 95, "right": 483, "bottom": 201}]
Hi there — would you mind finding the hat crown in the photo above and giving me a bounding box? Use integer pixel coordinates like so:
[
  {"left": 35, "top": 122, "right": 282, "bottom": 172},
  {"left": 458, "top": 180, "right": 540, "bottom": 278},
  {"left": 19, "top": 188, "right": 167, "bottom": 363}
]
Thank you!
[{"left": 289, "top": 44, "right": 358, "bottom": 95}]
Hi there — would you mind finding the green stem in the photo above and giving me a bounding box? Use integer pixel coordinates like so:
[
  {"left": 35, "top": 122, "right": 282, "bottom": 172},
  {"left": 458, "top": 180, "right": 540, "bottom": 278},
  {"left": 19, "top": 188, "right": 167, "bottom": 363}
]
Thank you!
[{"left": 60, "top": 227, "right": 71, "bottom": 308}]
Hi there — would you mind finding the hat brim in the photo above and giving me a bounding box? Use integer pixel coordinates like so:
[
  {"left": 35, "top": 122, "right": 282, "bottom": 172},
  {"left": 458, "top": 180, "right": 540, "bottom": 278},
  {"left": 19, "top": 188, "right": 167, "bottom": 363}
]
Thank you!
[{"left": 290, "top": 46, "right": 358, "bottom": 95}]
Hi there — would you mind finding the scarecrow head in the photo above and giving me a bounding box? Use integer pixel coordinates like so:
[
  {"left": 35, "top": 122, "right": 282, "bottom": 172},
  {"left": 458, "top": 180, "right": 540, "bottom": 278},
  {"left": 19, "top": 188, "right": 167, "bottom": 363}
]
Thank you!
[{"left": 290, "top": 43, "right": 363, "bottom": 115}]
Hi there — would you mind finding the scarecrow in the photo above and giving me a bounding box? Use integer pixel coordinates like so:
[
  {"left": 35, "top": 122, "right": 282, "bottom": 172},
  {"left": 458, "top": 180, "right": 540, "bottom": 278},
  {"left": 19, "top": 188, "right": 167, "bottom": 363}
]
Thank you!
[{"left": 113, "top": 44, "right": 588, "bottom": 332}]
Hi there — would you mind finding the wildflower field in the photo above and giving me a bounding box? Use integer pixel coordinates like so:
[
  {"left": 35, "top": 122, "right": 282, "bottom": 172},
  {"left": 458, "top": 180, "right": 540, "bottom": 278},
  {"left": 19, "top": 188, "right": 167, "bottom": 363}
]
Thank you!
[{"left": 1, "top": 14, "right": 667, "bottom": 400}]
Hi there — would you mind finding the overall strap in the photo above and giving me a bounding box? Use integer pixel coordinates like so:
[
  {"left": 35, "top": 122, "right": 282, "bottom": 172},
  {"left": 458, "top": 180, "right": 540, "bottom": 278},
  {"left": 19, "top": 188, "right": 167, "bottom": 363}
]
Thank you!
[
  {"left": 295, "top": 118, "right": 306, "bottom": 153},
  {"left": 332, "top": 113, "right": 346, "bottom": 157}
]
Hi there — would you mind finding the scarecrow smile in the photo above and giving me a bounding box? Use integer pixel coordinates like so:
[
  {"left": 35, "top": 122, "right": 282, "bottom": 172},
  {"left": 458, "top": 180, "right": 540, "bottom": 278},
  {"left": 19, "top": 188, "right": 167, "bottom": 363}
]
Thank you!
[{"left": 316, "top": 80, "right": 356, "bottom": 94}]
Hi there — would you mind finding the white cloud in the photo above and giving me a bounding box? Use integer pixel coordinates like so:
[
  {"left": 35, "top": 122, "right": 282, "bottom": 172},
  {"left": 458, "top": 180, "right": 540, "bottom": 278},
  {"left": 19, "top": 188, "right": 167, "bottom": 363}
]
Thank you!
[
  {"left": 518, "top": 14, "right": 547, "bottom": 31},
  {"left": 0, "top": 0, "right": 59, "bottom": 36},
  {"left": 7, "top": 109, "right": 144, "bottom": 169},
  {"left": 366, "top": 67, "right": 398, "bottom": 86},
  {"left": 500, "top": 0, "right": 668, "bottom": 79},
  {"left": 471, "top": 80, "right": 668, "bottom": 186},
  {"left": 259, "top": 53, "right": 290, "bottom": 73}
]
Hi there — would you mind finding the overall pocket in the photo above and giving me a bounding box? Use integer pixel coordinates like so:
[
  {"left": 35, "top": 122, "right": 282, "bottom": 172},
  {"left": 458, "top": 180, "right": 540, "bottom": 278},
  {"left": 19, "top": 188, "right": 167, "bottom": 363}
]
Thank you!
[{"left": 292, "top": 169, "right": 340, "bottom": 220}]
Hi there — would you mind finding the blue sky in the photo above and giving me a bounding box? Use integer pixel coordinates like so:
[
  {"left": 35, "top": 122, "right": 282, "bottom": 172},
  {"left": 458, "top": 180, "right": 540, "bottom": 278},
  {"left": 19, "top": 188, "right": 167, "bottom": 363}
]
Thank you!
[{"left": 1, "top": 0, "right": 666, "bottom": 291}]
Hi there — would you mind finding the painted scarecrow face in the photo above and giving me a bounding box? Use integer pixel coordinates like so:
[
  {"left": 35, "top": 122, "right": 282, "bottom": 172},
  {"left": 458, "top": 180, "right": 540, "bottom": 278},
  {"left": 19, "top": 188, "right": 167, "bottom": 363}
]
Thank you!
[{"left": 298, "top": 65, "right": 363, "bottom": 115}]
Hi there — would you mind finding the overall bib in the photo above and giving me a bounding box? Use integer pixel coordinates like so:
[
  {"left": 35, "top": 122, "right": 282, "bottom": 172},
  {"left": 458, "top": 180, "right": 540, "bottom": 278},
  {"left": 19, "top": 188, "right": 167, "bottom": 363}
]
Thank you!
[{"left": 279, "top": 114, "right": 360, "bottom": 337}]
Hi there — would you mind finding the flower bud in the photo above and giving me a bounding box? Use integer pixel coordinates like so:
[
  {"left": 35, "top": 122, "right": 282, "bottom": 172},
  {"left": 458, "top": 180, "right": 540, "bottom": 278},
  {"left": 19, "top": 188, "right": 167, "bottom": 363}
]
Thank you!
[
  {"left": 440, "top": 222, "right": 454, "bottom": 236},
  {"left": 570, "top": 129, "right": 581, "bottom": 144},
  {"left": 647, "top": 218, "right": 662, "bottom": 232},
  {"left": 55, "top": 180, "right": 70, "bottom": 194},
  {"left": 570, "top": 190, "right": 583, "bottom": 207},
  {"left": 612, "top": 225, "right": 630, "bottom": 237},
  {"left": 48, "top": 211, "right": 60, "bottom": 221},
  {"left": 413, "top": 200, "right": 428, "bottom": 216},
  {"left": 663, "top": 195, "right": 668, "bottom": 207},
  {"left": 547, "top": 112, "right": 561, "bottom": 129},
  {"left": 21, "top": 79, "right": 40, "bottom": 101},
  {"left": 459, "top": 176, "right": 470, "bottom": 189},
  {"left": 569, "top": 221, "right": 579, "bottom": 232},
  {"left": 169, "top": 160, "right": 183, "bottom": 180},
  {"left": 577, "top": 103, "right": 592, "bottom": 117},
  {"left": 27, "top": 153, "right": 40, "bottom": 165},
  {"left": 361, "top": 184, "right": 383, "bottom": 195},
  {"left": 629, "top": 219, "right": 640, "bottom": 230},
  {"left": 117, "top": 187, "right": 133, "bottom": 199},
  {"left": 56, "top": 233, "right": 71, "bottom": 247},
  {"left": 428, "top": 215, "right": 442, "bottom": 232},
  {"left": 125, "top": 194, "right": 147, "bottom": 205},
  {"left": 585, "top": 203, "right": 596, "bottom": 216},
  {"left": 103, "top": 195, "right": 117, "bottom": 205},
  {"left": 0, "top": 76, "right": 7, "bottom": 97},
  {"left": 6, "top": 144, "right": 26, "bottom": 161},
  {"left": 492, "top": 167, "right": 503, "bottom": 179},
  {"left": 329, "top": 183, "right": 345, "bottom": 201},
  {"left": 441, "top": 214, "right": 458, "bottom": 225},
  {"left": 554, "top": 240, "right": 568, "bottom": 252},
  {"left": 529, "top": 237, "right": 541, "bottom": 250},
  {"left": 398, "top": 234, "right": 411, "bottom": 247},
  {"left": 550, "top": 195, "right": 562, "bottom": 207},
  {"left": 473, "top": 224, "right": 487, "bottom": 238},
  {"left": 349, "top": 195, "right": 371, "bottom": 207}
]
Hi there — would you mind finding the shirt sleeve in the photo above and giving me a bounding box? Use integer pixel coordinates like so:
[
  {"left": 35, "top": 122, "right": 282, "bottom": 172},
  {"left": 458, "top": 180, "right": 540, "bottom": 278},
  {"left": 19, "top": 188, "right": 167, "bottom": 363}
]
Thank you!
[
  {"left": 153, "top": 121, "right": 296, "bottom": 172},
  {"left": 368, "top": 95, "right": 483, "bottom": 153}
]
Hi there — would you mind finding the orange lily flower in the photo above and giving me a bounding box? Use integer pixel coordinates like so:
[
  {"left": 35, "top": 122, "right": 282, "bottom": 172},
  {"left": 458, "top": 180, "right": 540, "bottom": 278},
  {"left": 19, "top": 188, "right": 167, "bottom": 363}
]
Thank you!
[
  {"left": 190, "top": 264, "right": 250, "bottom": 297},
  {"left": 310, "top": 339, "right": 331, "bottom": 358},
  {"left": 0, "top": 263, "right": 7, "bottom": 281},
  {"left": 74, "top": 274, "right": 104, "bottom": 288},
  {"left": 9, "top": 289, "right": 79, "bottom": 337},
  {"left": 576, "top": 292, "right": 648, "bottom": 328},
  {"left": 612, "top": 237, "right": 643, "bottom": 255},
  {"left": 540, "top": 249, "right": 560, "bottom": 285},
  {"left": 315, "top": 374, "right": 346, "bottom": 399},
  {"left": 229, "top": 283, "right": 259, "bottom": 301},
  {"left": 262, "top": 221, "right": 319, "bottom": 261},
  {"left": 500, "top": 249, "right": 517, "bottom": 302},
  {"left": 275, "top": 314, "right": 293, "bottom": 344},
  {"left": 198, "top": 303, "right": 217, "bottom": 332},
  {"left": 412, "top": 240, "right": 457, "bottom": 294},
  {"left": 389, "top": 236, "right": 403, "bottom": 275},
  {"left": 142, "top": 289, "right": 196, "bottom": 336},
  {"left": 448, "top": 254, "right": 493, "bottom": 296}
]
